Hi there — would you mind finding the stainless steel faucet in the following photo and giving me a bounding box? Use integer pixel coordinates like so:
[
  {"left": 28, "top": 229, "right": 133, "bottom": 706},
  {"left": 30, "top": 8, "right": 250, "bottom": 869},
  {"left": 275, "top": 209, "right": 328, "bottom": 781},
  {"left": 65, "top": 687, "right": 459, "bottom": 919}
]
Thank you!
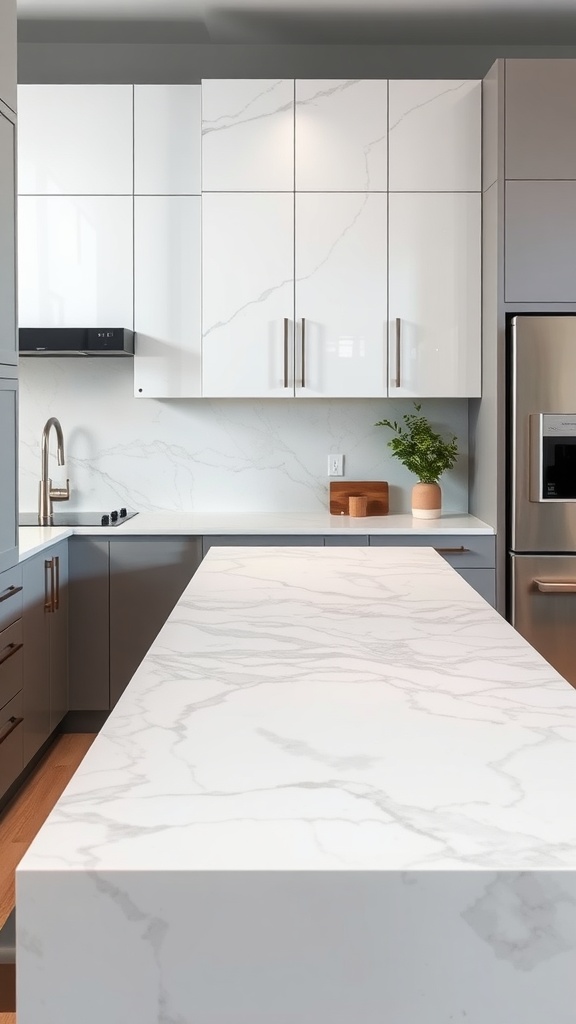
[{"left": 39, "top": 417, "right": 70, "bottom": 525}]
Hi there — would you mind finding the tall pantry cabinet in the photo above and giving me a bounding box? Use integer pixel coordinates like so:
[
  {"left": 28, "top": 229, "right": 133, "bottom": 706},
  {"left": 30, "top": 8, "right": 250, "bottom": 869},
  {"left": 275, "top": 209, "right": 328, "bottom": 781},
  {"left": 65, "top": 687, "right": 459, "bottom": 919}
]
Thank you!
[{"left": 0, "top": 0, "right": 18, "bottom": 575}]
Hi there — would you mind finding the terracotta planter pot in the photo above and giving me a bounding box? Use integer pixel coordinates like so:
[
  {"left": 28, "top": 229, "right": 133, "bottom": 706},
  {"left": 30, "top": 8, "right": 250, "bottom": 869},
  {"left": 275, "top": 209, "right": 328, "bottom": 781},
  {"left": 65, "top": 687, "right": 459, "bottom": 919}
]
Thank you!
[{"left": 411, "top": 481, "right": 441, "bottom": 519}]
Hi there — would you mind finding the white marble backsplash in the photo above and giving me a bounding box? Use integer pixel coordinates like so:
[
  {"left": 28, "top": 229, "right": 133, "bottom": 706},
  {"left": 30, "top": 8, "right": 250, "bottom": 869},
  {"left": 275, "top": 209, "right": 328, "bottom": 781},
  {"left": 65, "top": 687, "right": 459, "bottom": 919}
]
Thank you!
[{"left": 19, "top": 358, "right": 469, "bottom": 514}]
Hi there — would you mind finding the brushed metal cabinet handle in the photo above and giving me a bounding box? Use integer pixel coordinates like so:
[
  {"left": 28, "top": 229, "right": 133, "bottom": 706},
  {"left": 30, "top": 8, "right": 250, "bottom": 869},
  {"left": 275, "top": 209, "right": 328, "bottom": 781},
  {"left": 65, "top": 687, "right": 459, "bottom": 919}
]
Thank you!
[
  {"left": 0, "top": 641, "right": 23, "bottom": 668},
  {"left": 0, "top": 585, "right": 22, "bottom": 604},
  {"left": 0, "top": 716, "right": 24, "bottom": 746},
  {"left": 394, "top": 317, "right": 401, "bottom": 389},
  {"left": 435, "top": 546, "right": 471, "bottom": 555},
  {"left": 534, "top": 579, "right": 576, "bottom": 593},
  {"left": 45, "top": 558, "right": 55, "bottom": 612},
  {"left": 283, "top": 318, "right": 290, "bottom": 389},
  {"left": 54, "top": 555, "right": 60, "bottom": 611},
  {"left": 300, "top": 318, "right": 306, "bottom": 388}
]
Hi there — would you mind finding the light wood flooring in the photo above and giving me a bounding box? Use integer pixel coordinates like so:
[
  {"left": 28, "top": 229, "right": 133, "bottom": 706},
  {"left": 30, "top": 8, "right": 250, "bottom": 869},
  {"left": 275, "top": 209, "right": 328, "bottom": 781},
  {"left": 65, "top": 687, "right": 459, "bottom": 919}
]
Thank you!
[{"left": 0, "top": 733, "right": 96, "bottom": 1024}]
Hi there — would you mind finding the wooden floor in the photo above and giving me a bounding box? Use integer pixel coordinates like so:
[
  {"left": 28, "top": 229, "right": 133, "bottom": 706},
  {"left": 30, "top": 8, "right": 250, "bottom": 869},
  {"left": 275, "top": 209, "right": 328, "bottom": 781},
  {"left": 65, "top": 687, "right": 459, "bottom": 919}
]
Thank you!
[{"left": 0, "top": 733, "right": 96, "bottom": 1024}]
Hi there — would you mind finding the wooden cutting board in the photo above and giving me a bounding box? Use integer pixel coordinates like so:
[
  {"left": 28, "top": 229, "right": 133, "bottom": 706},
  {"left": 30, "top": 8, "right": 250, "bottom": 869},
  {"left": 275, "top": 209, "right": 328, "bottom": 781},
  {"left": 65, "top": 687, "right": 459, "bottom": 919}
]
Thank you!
[{"left": 329, "top": 481, "right": 389, "bottom": 516}]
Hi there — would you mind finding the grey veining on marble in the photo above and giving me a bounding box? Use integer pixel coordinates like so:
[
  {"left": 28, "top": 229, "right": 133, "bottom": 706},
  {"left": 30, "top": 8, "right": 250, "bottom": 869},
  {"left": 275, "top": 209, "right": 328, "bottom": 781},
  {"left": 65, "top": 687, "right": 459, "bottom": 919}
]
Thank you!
[{"left": 202, "top": 79, "right": 292, "bottom": 136}]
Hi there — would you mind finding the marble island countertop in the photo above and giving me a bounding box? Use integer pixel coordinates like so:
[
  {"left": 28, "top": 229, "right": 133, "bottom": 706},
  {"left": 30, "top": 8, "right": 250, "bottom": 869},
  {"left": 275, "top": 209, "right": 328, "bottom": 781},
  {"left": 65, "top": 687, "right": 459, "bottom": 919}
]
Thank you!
[
  {"left": 18, "top": 546, "right": 573, "bottom": 874},
  {"left": 16, "top": 545, "right": 576, "bottom": 1024}
]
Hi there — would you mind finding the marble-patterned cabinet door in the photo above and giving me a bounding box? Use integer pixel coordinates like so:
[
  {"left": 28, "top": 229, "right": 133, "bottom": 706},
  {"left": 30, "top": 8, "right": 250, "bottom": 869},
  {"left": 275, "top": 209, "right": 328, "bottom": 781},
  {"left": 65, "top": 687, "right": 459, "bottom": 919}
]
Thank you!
[
  {"left": 201, "top": 79, "right": 294, "bottom": 192},
  {"left": 388, "top": 80, "right": 481, "bottom": 192},
  {"left": 295, "top": 80, "right": 387, "bottom": 192},
  {"left": 202, "top": 192, "right": 294, "bottom": 397},
  {"left": 294, "top": 192, "right": 387, "bottom": 398}
]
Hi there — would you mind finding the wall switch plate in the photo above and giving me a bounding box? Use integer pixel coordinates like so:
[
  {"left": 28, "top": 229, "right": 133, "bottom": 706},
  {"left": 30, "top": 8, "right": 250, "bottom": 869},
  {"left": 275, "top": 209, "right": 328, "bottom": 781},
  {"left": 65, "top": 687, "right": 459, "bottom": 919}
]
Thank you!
[{"left": 327, "top": 454, "right": 344, "bottom": 476}]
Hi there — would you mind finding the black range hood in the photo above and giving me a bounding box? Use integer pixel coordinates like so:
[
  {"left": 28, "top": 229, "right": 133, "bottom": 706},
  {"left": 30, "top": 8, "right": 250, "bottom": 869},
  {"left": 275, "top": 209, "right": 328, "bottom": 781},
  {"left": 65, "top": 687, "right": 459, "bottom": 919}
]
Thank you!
[{"left": 19, "top": 328, "right": 134, "bottom": 356}]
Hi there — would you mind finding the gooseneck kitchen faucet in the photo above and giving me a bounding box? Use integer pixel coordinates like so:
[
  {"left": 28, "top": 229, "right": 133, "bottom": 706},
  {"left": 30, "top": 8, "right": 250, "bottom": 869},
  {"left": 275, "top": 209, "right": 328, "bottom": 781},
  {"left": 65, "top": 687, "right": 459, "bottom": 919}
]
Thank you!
[{"left": 39, "top": 417, "right": 70, "bottom": 525}]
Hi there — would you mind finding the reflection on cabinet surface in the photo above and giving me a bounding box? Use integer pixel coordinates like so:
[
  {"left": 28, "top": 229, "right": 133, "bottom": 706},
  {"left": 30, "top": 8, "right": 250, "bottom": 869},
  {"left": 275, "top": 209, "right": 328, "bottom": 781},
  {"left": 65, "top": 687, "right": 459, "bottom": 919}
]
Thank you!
[
  {"left": 17, "top": 84, "right": 133, "bottom": 195},
  {"left": 18, "top": 195, "right": 133, "bottom": 329},
  {"left": 388, "top": 192, "right": 481, "bottom": 398}
]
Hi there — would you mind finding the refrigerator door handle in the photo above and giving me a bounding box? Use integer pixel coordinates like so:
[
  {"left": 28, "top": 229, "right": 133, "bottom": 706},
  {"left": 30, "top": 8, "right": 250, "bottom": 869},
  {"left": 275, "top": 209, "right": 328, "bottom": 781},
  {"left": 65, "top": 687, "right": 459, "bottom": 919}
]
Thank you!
[{"left": 533, "top": 578, "right": 576, "bottom": 593}]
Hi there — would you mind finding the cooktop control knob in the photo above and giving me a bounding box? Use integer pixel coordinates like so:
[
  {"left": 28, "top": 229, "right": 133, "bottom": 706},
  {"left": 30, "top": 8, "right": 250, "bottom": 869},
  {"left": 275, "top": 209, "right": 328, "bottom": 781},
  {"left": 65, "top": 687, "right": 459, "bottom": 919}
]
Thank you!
[
  {"left": 120, "top": 507, "right": 127, "bottom": 518},
  {"left": 110, "top": 510, "right": 118, "bottom": 521},
  {"left": 101, "top": 514, "right": 110, "bottom": 526}
]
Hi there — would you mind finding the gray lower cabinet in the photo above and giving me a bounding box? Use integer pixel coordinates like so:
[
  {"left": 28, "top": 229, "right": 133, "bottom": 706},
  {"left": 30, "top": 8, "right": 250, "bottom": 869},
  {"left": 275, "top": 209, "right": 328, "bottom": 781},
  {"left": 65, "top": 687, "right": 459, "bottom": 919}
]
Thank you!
[
  {"left": 109, "top": 537, "right": 203, "bottom": 709},
  {"left": 0, "top": 563, "right": 23, "bottom": 801},
  {"left": 368, "top": 534, "right": 496, "bottom": 606},
  {"left": 202, "top": 535, "right": 324, "bottom": 557},
  {"left": 21, "top": 540, "right": 68, "bottom": 762},
  {"left": 0, "top": 377, "right": 18, "bottom": 573},
  {"left": 69, "top": 536, "right": 203, "bottom": 712}
]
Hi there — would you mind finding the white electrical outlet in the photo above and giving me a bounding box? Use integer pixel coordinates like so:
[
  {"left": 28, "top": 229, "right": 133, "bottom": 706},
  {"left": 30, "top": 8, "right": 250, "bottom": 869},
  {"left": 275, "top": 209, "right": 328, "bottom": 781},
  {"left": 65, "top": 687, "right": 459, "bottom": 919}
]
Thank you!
[{"left": 327, "top": 454, "right": 344, "bottom": 476}]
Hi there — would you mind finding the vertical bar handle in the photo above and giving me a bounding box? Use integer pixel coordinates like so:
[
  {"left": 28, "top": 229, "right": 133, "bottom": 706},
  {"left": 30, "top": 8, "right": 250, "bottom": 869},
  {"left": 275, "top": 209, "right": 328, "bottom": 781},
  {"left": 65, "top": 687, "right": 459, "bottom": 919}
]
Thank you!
[
  {"left": 395, "top": 317, "right": 401, "bottom": 388},
  {"left": 54, "top": 555, "right": 60, "bottom": 611},
  {"left": 44, "top": 558, "right": 55, "bottom": 613},
  {"left": 283, "top": 318, "right": 290, "bottom": 388},
  {"left": 301, "top": 318, "right": 306, "bottom": 389}
]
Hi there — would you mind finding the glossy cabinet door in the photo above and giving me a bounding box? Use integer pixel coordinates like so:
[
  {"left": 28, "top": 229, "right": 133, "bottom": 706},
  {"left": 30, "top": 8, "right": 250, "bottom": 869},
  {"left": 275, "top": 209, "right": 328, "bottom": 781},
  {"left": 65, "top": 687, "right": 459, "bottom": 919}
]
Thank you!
[
  {"left": 389, "top": 80, "right": 481, "bottom": 191},
  {"left": 504, "top": 180, "right": 576, "bottom": 302},
  {"left": 388, "top": 192, "right": 481, "bottom": 398},
  {"left": 134, "top": 85, "right": 201, "bottom": 195},
  {"left": 295, "top": 80, "right": 387, "bottom": 191},
  {"left": 0, "top": 111, "right": 16, "bottom": 367},
  {"left": 134, "top": 196, "right": 201, "bottom": 398},
  {"left": 201, "top": 79, "right": 294, "bottom": 192},
  {"left": 18, "top": 195, "right": 133, "bottom": 329},
  {"left": 17, "top": 85, "right": 133, "bottom": 195},
  {"left": 0, "top": 378, "right": 17, "bottom": 574},
  {"left": 202, "top": 192, "right": 294, "bottom": 397},
  {"left": 294, "top": 192, "right": 387, "bottom": 397}
]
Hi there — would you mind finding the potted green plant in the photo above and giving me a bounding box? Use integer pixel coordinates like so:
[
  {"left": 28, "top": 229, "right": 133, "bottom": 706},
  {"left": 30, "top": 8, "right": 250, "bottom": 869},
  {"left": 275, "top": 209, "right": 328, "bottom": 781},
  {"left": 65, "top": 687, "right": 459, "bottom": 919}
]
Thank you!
[{"left": 375, "top": 404, "right": 458, "bottom": 518}]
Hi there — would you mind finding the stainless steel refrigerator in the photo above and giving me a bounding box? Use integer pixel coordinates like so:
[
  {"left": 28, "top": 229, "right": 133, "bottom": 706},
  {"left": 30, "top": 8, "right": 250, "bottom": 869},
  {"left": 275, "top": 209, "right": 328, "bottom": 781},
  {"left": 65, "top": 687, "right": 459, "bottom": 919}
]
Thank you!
[{"left": 510, "top": 314, "right": 576, "bottom": 688}]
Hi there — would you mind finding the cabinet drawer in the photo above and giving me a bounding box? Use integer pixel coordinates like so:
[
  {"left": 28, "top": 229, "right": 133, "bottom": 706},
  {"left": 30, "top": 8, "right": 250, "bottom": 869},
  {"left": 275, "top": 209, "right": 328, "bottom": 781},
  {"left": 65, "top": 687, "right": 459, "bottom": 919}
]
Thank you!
[
  {"left": 368, "top": 534, "right": 495, "bottom": 568},
  {"left": 0, "top": 619, "right": 23, "bottom": 709},
  {"left": 203, "top": 536, "right": 324, "bottom": 557},
  {"left": 0, "top": 691, "right": 23, "bottom": 800},
  {"left": 0, "top": 564, "right": 22, "bottom": 632}
]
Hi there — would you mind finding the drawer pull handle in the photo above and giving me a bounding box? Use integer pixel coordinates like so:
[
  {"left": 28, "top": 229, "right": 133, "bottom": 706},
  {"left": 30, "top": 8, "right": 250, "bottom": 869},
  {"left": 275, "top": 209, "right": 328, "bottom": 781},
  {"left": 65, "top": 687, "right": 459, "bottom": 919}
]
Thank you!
[
  {"left": 394, "top": 317, "right": 401, "bottom": 388},
  {"left": 534, "top": 579, "right": 576, "bottom": 593},
  {"left": 283, "top": 318, "right": 290, "bottom": 389},
  {"left": 301, "top": 318, "right": 306, "bottom": 389},
  {"left": 0, "top": 585, "right": 22, "bottom": 604},
  {"left": 434, "top": 546, "right": 471, "bottom": 555},
  {"left": 0, "top": 716, "right": 23, "bottom": 746},
  {"left": 0, "top": 642, "right": 23, "bottom": 667}
]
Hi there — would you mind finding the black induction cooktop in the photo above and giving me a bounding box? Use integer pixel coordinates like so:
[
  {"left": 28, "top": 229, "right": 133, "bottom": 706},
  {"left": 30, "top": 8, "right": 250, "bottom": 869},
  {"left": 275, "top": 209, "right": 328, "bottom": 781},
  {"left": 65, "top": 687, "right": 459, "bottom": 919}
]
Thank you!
[{"left": 19, "top": 509, "right": 138, "bottom": 527}]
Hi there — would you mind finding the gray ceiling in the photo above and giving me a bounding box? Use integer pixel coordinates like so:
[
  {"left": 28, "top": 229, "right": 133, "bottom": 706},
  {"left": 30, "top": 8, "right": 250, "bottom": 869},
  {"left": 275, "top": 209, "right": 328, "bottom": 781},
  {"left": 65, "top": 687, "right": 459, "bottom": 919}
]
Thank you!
[{"left": 17, "top": 0, "right": 576, "bottom": 44}]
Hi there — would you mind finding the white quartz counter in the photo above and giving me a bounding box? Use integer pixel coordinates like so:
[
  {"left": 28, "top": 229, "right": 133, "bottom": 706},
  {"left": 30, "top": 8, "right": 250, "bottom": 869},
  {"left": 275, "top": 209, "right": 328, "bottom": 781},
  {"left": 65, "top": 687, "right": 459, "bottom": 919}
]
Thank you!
[
  {"left": 17, "top": 525, "right": 72, "bottom": 560},
  {"left": 17, "top": 545, "right": 574, "bottom": 874},
  {"left": 18, "top": 546, "right": 575, "bottom": 1024}
]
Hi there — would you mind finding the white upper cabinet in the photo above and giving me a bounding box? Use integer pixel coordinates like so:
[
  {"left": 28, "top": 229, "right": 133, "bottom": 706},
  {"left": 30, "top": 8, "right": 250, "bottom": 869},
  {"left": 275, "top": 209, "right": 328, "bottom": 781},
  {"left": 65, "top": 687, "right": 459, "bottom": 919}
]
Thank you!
[
  {"left": 388, "top": 80, "right": 481, "bottom": 191},
  {"left": 295, "top": 80, "right": 387, "bottom": 191},
  {"left": 388, "top": 192, "right": 481, "bottom": 398},
  {"left": 294, "top": 193, "right": 387, "bottom": 397},
  {"left": 202, "top": 192, "right": 294, "bottom": 397},
  {"left": 134, "top": 85, "right": 201, "bottom": 195},
  {"left": 0, "top": 112, "right": 16, "bottom": 367},
  {"left": 134, "top": 196, "right": 201, "bottom": 398},
  {"left": 201, "top": 80, "right": 294, "bottom": 191},
  {"left": 18, "top": 195, "right": 133, "bottom": 329},
  {"left": 17, "top": 85, "right": 133, "bottom": 195}
]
